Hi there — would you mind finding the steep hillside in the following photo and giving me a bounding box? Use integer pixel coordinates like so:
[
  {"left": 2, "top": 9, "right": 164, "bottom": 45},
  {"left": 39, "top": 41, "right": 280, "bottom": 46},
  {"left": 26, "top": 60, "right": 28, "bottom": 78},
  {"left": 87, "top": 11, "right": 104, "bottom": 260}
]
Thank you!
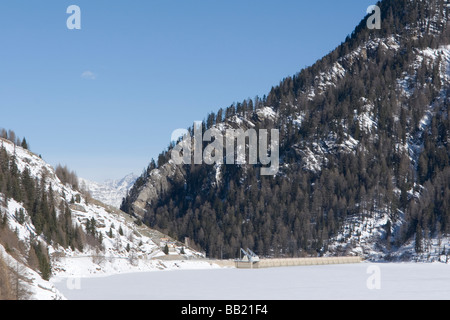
[
  {"left": 122, "top": 0, "right": 450, "bottom": 261},
  {"left": 0, "top": 137, "right": 206, "bottom": 299}
]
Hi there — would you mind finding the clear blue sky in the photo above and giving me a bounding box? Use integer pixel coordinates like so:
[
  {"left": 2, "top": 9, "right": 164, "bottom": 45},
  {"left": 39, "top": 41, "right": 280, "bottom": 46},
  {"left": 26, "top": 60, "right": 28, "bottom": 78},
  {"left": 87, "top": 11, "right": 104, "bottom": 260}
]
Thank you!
[{"left": 0, "top": 0, "right": 375, "bottom": 182}]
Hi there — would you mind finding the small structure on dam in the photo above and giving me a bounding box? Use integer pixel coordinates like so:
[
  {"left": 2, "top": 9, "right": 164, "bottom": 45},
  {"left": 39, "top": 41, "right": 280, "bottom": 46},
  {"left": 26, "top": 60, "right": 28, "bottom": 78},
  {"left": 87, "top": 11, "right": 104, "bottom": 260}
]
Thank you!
[{"left": 235, "top": 248, "right": 260, "bottom": 268}]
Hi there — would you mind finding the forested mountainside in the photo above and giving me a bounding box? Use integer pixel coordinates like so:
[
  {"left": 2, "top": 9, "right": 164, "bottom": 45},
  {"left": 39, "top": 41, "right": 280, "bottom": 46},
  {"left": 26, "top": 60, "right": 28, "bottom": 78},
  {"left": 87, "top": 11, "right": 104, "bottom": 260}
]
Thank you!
[
  {"left": 0, "top": 132, "right": 202, "bottom": 299},
  {"left": 122, "top": 0, "right": 450, "bottom": 260}
]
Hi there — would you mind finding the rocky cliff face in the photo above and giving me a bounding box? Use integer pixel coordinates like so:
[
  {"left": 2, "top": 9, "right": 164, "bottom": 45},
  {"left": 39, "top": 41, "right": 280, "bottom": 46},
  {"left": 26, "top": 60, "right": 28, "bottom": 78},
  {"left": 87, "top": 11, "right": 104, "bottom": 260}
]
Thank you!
[
  {"left": 129, "top": 161, "right": 187, "bottom": 218},
  {"left": 124, "top": 106, "right": 281, "bottom": 220}
]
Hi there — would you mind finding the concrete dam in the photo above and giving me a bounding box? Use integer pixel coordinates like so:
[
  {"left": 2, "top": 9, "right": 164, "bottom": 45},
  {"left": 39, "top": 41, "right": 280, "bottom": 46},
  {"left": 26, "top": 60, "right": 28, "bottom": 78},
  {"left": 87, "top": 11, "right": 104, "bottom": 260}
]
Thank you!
[
  {"left": 210, "top": 251, "right": 362, "bottom": 269},
  {"left": 234, "top": 256, "right": 363, "bottom": 269}
]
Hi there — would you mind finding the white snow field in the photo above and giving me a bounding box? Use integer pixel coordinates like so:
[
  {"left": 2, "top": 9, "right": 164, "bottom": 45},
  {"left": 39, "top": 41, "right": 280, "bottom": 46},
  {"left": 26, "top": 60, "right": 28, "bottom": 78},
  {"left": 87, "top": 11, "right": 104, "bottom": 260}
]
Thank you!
[{"left": 53, "top": 262, "right": 450, "bottom": 300}]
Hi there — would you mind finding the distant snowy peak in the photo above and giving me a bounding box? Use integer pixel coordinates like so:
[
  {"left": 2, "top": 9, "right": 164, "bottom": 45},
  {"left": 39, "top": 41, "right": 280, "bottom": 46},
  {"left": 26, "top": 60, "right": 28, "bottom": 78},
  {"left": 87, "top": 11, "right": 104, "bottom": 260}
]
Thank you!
[
  {"left": 104, "top": 173, "right": 138, "bottom": 193},
  {"left": 79, "top": 173, "right": 138, "bottom": 208}
]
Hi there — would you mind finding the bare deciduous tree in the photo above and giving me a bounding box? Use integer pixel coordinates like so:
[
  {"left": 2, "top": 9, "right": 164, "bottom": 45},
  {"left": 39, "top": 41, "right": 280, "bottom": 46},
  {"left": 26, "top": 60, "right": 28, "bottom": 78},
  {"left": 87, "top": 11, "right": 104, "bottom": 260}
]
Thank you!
[{"left": 55, "top": 164, "right": 79, "bottom": 190}]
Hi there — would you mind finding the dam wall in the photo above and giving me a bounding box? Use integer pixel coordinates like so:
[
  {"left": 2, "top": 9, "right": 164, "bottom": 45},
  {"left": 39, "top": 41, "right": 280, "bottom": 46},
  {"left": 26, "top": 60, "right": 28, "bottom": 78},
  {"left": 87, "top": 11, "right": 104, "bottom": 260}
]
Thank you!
[{"left": 234, "top": 256, "right": 362, "bottom": 269}]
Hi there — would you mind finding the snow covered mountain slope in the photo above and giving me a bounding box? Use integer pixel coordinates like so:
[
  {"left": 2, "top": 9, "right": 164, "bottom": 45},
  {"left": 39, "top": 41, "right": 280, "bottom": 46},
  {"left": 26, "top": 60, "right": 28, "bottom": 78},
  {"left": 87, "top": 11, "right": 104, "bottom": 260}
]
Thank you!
[
  {"left": 79, "top": 173, "right": 137, "bottom": 209},
  {"left": 0, "top": 138, "right": 209, "bottom": 300}
]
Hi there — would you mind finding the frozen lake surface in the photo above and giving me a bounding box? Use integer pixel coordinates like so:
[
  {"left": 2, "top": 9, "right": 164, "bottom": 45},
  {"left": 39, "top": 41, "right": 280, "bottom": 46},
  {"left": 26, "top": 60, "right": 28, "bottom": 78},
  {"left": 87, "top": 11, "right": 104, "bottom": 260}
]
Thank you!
[{"left": 53, "top": 262, "right": 450, "bottom": 300}]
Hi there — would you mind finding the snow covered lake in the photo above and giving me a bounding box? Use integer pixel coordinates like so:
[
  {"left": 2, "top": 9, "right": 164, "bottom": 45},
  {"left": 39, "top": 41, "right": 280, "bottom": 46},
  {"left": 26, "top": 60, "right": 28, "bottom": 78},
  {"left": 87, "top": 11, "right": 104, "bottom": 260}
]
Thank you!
[{"left": 53, "top": 262, "right": 450, "bottom": 300}]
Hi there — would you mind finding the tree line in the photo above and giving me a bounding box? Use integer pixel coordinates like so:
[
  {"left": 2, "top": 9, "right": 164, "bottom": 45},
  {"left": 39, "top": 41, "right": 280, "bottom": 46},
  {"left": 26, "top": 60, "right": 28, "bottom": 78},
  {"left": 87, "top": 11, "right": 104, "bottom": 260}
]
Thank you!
[{"left": 1, "top": 128, "right": 29, "bottom": 150}]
